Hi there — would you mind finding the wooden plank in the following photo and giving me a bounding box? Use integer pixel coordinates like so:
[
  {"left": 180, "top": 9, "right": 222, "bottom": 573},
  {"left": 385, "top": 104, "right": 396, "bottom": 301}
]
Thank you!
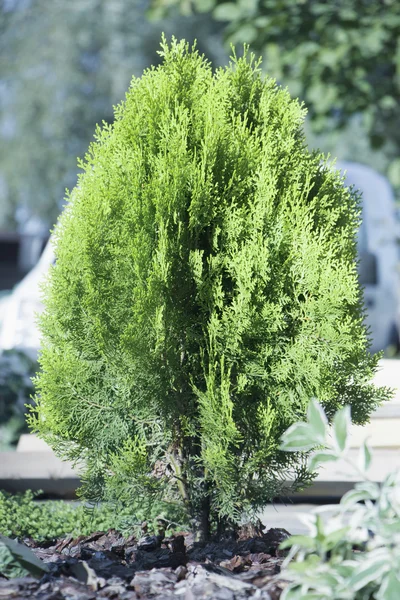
[
  {"left": 350, "top": 419, "right": 400, "bottom": 448},
  {"left": 0, "top": 452, "right": 80, "bottom": 497},
  {"left": 0, "top": 452, "right": 77, "bottom": 479},
  {"left": 373, "top": 359, "right": 399, "bottom": 399},
  {"left": 16, "top": 434, "right": 52, "bottom": 452}
]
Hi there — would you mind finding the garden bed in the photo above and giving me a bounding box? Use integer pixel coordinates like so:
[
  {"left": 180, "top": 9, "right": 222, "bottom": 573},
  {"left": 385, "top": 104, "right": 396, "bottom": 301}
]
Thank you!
[{"left": 0, "top": 525, "right": 291, "bottom": 599}]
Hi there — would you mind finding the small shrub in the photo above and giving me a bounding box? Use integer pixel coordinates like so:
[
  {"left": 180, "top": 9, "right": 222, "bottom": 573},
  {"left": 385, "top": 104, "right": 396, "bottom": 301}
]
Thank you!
[
  {"left": 30, "top": 36, "right": 390, "bottom": 540},
  {"left": 279, "top": 399, "right": 400, "bottom": 600},
  {"left": 0, "top": 490, "right": 104, "bottom": 540},
  {"left": 0, "top": 490, "right": 177, "bottom": 541}
]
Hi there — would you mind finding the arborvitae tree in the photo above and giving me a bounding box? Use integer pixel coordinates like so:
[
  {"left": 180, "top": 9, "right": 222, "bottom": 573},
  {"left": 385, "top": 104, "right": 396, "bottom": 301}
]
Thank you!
[{"left": 30, "top": 37, "right": 390, "bottom": 541}]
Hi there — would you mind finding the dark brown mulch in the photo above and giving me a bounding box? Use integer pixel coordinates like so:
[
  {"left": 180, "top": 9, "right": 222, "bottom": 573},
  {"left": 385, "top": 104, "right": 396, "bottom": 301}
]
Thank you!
[{"left": 0, "top": 526, "right": 292, "bottom": 599}]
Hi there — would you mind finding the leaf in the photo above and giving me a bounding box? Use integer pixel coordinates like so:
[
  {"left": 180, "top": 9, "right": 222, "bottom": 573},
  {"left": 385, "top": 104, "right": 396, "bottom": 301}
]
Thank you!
[
  {"left": 280, "top": 585, "right": 304, "bottom": 600},
  {"left": 229, "top": 24, "right": 258, "bottom": 44},
  {"left": 308, "top": 450, "right": 338, "bottom": 472},
  {"left": 340, "top": 488, "right": 374, "bottom": 507},
  {"left": 279, "top": 422, "right": 320, "bottom": 452},
  {"left": 348, "top": 553, "right": 389, "bottom": 591},
  {"left": 336, "top": 561, "right": 355, "bottom": 579},
  {"left": 307, "top": 399, "right": 328, "bottom": 441},
  {"left": 378, "top": 570, "right": 400, "bottom": 600},
  {"left": 0, "top": 544, "right": 30, "bottom": 579},
  {"left": 379, "top": 520, "right": 400, "bottom": 536},
  {"left": 194, "top": 0, "right": 215, "bottom": 13},
  {"left": 280, "top": 534, "right": 317, "bottom": 550},
  {"left": 357, "top": 439, "right": 372, "bottom": 473},
  {"left": 332, "top": 406, "right": 351, "bottom": 453},
  {"left": 213, "top": 2, "right": 241, "bottom": 21},
  {"left": 388, "top": 158, "right": 400, "bottom": 188},
  {"left": 341, "top": 481, "right": 380, "bottom": 507},
  {"left": 304, "top": 570, "right": 343, "bottom": 589},
  {"left": 323, "top": 526, "right": 350, "bottom": 549},
  {"left": 0, "top": 535, "right": 49, "bottom": 579},
  {"left": 281, "top": 586, "right": 323, "bottom": 600},
  {"left": 288, "top": 556, "right": 321, "bottom": 573},
  {"left": 315, "top": 514, "right": 325, "bottom": 541}
]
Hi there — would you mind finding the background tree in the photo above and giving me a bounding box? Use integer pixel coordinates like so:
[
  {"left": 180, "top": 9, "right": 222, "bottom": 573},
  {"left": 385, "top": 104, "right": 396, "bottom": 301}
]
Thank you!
[
  {"left": 0, "top": 0, "right": 226, "bottom": 230},
  {"left": 3, "top": 0, "right": 398, "bottom": 231},
  {"left": 150, "top": 0, "right": 400, "bottom": 199}
]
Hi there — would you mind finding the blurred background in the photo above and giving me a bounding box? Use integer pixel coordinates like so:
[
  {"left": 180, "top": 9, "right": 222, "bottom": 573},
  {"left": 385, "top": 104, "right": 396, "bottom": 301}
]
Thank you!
[{"left": 0, "top": 0, "right": 399, "bottom": 455}]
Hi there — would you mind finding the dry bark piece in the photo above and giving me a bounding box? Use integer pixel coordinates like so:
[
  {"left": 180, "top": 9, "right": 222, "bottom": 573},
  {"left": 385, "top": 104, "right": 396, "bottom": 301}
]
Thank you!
[
  {"left": 219, "top": 554, "right": 252, "bottom": 573},
  {"left": 249, "top": 552, "right": 272, "bottom": 564},
  {"left": 70, "top": 560, "right": 105, "bottom": 590},
  {"left": 175, "top": 564, "right": 187, "bottom": 581},
  {"left": 262, "top": 528, "right": 291, "bottom": 551},
  {"left": 58, "top": 580, "right": 96, "bottom": 600},
  {"left": 54, "top": 536, "right": 73, "bottom": 554},
  {"left": 137, "top": 535, "right": 161, "bottom": 551},
  {"left": 0, "top": 577, "right": 37, "bottom": 599},
  {"left": 169, "top": 534, "right": 185, "bottom": 555},
  {"left": 236, "top": 519, "right": 266, "bottom": 540}
]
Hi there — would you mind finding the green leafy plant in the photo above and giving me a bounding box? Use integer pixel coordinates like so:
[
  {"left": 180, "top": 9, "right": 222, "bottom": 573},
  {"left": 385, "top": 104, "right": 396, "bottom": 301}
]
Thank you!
[
  {"left": 0, "top": 490, "right": 174, "bottom": 541},
  {"left": 0, "top": 490, "right": 105, "bottom": 540},
  {"left": 279, "top": 399, "right": 400, "bottom": 600},
  {"left": 30, "top": 36, "right": 390, "bottom": 541},
  {"left": 0, "top": 534, "right": 49, "bottom": 579}
]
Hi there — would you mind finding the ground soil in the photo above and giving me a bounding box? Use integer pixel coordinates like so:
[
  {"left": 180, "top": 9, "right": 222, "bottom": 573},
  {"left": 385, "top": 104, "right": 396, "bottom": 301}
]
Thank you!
[{"left": 0, "top": 524, "right": 293, "bottom": 599}]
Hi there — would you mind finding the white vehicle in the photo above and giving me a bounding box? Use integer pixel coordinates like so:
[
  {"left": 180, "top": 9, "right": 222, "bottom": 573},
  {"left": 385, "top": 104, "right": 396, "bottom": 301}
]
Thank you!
[
  {"left": 338, "top": 161, "right": 400, "bottom": 354},
  {"left": 0, "top": 238, "right": 54, "bottom": 354}
]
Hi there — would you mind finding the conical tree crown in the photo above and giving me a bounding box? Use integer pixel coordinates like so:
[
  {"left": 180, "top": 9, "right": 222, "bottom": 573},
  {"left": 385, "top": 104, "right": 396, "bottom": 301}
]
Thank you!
[{"left": 31, "top": 37, "right": 389, "bottom": 529}]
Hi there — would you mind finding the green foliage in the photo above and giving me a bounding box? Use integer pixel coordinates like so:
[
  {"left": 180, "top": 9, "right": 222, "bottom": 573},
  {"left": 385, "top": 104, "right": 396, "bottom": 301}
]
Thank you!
[
  {"left": 0, "top": 534, "right": 49, "bottom": 579},
  {"left": 30, "top": 37, "right": 390, "bottom": 537},
  {"left": 0, "top": 490, "right": 101, "bottom": 540},
  {"left": 0, "top": 489, "right": 175, "bottom": 541},
  {"left": 280, "top": 400, "right": 400, "bottom": 600},
  {"left": 0, "top": 542, "right": 31, "bottom": 579},
  {"left": 0, "top": 0, "right": 226, "bottom": 229},
  {"left": 0, "top": 350, "right": 37, "bottom": 450},
  {"left": 151, "top": 0, "right": 400, "bottom": 198}
]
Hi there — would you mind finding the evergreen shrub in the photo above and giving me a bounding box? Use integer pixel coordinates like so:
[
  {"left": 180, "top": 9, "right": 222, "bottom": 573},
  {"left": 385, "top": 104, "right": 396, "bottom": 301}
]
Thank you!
[
  {"left": 0, "top": 490, "right": 153, "bottom": 541},
  {"left": 30, "top": 37, "right": 390, "bottom": 540}
]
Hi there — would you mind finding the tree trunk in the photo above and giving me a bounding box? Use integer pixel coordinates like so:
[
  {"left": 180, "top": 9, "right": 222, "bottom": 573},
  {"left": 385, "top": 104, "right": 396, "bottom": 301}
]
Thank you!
[{"left": 193, "top": 494, "right": 210, "bottom": 543}]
